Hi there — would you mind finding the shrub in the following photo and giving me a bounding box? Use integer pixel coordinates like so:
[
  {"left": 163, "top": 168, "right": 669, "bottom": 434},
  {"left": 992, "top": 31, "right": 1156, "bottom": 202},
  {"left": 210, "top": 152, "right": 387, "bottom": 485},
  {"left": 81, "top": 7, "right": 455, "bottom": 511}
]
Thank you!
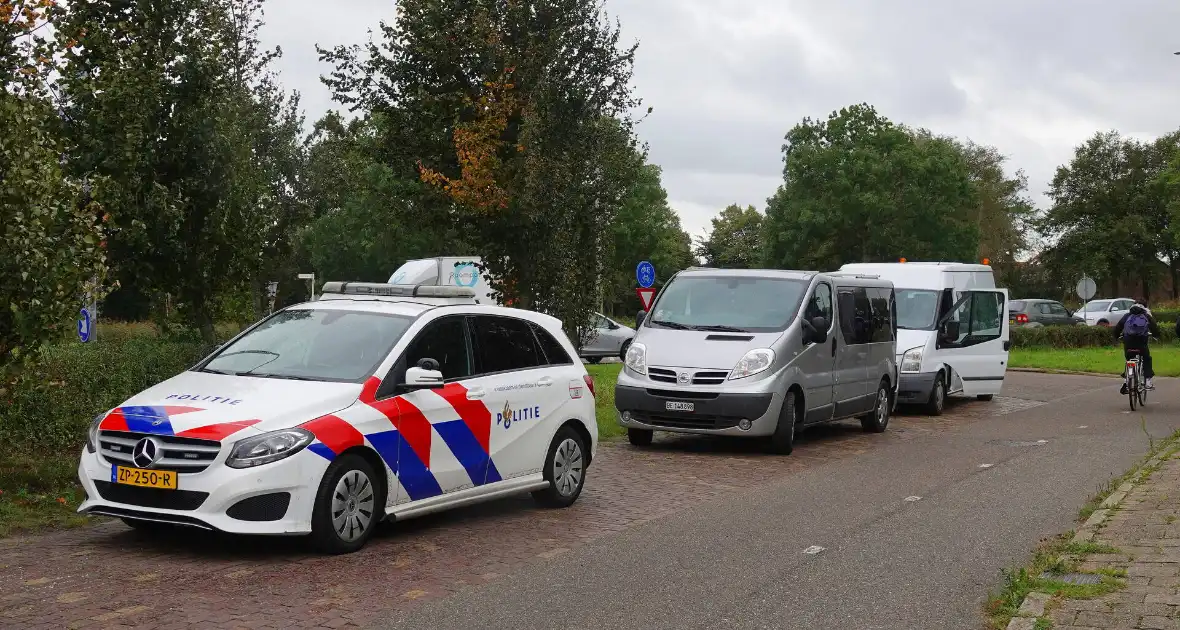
[
  {"left": 0, "top": 323, "right": 217, "bottom": 453},
  {"left": 1011, "top": 324, "right": 1179, "bottom": 349}
]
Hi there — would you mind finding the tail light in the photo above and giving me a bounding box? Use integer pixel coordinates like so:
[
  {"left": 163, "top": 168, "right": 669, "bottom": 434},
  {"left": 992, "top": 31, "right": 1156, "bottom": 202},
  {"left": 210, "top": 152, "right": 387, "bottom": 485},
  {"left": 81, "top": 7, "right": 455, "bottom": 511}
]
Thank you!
[
  {"left": 583, "top": 374, "right": 596, "bottom": 398},
  {"left": 1015, "top": 313, "right": 1028, "bottom": 324}
]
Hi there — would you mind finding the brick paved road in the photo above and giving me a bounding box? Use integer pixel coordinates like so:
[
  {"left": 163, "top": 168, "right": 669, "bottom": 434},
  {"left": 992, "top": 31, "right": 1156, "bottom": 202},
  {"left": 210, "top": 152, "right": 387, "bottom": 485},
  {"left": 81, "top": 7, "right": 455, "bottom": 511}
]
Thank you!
[
  {"left": 1045, "top": 449, "right": 1180, "bottom": 629},
  {"left": 0, "top": 393, "right": 1013, "bottom": 630}
]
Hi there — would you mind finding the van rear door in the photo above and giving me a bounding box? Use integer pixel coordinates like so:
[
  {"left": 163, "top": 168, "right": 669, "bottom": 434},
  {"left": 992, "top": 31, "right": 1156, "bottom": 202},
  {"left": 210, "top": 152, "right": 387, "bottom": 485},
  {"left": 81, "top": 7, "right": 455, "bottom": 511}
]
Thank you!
[{"left": 935, "top": 289, "right": 1010, "bottom": 396}]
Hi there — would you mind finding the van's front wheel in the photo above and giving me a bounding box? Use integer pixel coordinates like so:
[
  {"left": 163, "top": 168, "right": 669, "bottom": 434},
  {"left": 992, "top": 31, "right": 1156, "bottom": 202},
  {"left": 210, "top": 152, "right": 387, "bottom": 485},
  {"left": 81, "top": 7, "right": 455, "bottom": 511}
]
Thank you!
[
  {"left": 768, "top": 391, "right": 798, "bottom": 455},
  {"left": 925, "top": 373, "right": 946, "bottom": 416}
]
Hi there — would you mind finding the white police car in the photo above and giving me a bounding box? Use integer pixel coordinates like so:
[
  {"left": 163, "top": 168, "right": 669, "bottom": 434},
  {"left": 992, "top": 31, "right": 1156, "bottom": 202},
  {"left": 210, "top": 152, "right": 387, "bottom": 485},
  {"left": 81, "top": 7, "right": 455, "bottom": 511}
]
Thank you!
[{"left": 78, "top": 282, "right": 598, "bottom": 553}]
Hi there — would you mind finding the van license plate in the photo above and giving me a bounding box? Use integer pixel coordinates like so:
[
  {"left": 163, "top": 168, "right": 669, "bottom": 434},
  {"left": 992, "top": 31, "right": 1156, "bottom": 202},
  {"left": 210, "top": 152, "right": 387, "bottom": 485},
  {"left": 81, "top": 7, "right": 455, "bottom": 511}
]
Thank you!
[{"left": 665, "top": 401, "right": 694, "bottom": 412}]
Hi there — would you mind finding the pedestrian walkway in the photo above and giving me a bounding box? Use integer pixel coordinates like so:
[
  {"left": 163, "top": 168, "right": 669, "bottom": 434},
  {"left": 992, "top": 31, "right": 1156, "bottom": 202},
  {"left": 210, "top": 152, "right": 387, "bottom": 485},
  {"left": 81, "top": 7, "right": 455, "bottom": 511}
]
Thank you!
[{"left": 1014, "top": 446, "right": 1180, "bottom": 629}]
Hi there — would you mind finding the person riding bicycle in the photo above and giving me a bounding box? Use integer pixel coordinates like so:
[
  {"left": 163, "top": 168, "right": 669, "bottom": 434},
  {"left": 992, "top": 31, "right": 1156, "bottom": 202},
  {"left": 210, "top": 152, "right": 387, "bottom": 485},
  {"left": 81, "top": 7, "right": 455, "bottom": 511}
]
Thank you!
[{"left": 1114, "top": 300, "right": 1160, "bottom": 392}]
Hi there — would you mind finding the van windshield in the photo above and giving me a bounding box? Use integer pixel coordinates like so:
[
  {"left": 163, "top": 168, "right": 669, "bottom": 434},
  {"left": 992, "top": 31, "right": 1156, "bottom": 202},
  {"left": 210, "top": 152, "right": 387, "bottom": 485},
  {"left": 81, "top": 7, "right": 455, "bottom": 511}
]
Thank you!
[
  {"left": 896, "top": 289, "right": 941, "bottom": 330},
  {"left": 388, "top": 259, "right": 438, "bottom": 285},
  {"left": 646, "top": 276, "right": 808, "bottom": 333}
]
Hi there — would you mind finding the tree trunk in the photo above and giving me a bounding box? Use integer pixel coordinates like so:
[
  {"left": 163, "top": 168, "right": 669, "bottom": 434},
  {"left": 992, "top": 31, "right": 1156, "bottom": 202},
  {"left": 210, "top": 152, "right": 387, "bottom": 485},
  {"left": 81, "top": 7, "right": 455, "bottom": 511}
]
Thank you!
[
  {"left": 1142, "top": 277, "right": 1150, "bottom": 303},
  {"left": 1170, "top": 255, "right": 1179, "bottom": 300},
  {"left": 196, "top": 310, "right": 217, "bottom": 346}
]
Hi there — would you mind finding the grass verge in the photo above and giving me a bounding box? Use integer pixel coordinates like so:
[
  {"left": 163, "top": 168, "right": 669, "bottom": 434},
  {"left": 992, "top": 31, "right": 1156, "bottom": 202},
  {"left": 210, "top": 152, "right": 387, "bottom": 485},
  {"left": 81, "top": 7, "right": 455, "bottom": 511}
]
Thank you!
[
  {"left": 985, "top": 430, "right": 1180, "bottom": 629},
  {"left": 1009, "top": 346, "right": 1180, "bottom": 377},
  {"left": 0, "top": 451, "right": 87, "bottom": 538},
  {"left": 586, "top": 363, "right": 624, "bottom": 439}
]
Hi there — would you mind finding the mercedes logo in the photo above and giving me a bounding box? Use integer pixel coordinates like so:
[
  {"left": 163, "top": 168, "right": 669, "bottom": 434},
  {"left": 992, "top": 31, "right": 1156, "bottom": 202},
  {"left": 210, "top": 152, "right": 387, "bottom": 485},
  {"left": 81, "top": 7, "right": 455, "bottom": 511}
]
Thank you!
[
  {"left": 678, "top": 372, "right": 690, "bottom": 384},
  {"left": 131, "top": 437, "right": 162, "bottom": 468}
]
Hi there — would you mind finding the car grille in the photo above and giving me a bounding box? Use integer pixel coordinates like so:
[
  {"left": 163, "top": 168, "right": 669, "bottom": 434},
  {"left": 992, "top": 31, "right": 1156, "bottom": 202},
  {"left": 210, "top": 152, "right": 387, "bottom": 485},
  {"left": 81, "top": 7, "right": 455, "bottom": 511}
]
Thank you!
[
  {"left": 99, "top": 430, "right": 221, "bottom": 473},
  {"left": 94, "top": 481, "right": 209, "bottom": 511},
  {"left": 646, "top": 367, "right": 729, "bottom": 385},
  {"left": 631, "top": 412, "right": 742, "bottom": 431}
]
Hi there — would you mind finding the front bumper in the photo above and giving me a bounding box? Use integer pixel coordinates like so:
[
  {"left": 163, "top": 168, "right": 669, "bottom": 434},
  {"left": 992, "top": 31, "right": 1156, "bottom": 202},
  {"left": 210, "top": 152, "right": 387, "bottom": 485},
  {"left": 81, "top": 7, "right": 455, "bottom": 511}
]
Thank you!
[
  {"left": 896, "top": 372, "right": 939, "bottom": 405},
  {"left": 614, "top": 384, "right": 778, "bottom": 437},
  {"left": 77, "top": 446, "right": 330, "bottom": 535}
]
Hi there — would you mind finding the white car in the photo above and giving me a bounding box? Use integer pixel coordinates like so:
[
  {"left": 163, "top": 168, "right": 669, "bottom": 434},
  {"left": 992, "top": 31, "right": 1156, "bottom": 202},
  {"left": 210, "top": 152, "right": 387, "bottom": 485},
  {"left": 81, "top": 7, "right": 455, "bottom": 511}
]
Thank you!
[
  {"left": 78, "top": 282, "right": 598, "bottom": 553},
  {"left": 579, "top": 313, "right": 635, "bottom": 364},
  {"left": 1078, "top": 298, "right": 1135, "bottom": 327}
]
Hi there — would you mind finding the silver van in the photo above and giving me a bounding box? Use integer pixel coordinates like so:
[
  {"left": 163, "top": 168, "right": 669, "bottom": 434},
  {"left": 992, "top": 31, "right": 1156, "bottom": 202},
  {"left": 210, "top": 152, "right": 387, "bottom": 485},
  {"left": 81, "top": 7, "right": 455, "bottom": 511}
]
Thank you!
[{"left": 615, "top": 269, "right": 898, "bottom": 454}]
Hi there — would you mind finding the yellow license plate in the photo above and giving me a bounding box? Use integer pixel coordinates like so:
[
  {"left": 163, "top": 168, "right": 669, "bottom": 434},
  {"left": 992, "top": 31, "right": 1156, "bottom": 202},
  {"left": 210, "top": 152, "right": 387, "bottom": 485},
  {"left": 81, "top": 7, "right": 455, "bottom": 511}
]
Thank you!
[{"left": 114, "top": 466, "right": 177, "bottom": 490}]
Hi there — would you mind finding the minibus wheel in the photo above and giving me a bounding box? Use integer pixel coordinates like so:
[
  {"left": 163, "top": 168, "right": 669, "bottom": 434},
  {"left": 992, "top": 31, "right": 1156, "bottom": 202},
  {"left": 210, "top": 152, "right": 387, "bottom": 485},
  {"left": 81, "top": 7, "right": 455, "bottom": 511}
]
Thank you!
[
  {"left": 627, "top": 428, "right": 653, "bottom": 446},
  {"left": 926, "top": 373, "right": 946, "bottom": 416},
  {"left": 860, "top": 380, "right": 891, "bottom": 433},
  {"left": 768, "top": 391, "right": 798, "bottom": 455}
]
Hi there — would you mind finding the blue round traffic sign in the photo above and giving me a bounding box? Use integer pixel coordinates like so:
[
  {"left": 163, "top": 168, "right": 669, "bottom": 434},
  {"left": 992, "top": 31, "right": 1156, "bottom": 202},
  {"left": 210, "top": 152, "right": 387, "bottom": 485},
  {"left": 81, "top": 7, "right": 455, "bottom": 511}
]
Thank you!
[
  {"left": 78, "top": 308, "right": 93, "bottom": 343},
  {"left": 636, "top": 261, "right": 655, "bottom": 288}
]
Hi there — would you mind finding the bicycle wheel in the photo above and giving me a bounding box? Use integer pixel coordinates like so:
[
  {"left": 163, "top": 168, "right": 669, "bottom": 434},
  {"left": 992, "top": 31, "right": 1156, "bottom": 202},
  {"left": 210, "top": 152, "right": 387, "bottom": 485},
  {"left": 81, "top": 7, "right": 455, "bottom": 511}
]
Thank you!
[
  {"left": 1138, "top": 370, "right": 1148, "bottom": 406},
  {"left": 1128, "top": 363, "right": 1138, "bottom": 412}
]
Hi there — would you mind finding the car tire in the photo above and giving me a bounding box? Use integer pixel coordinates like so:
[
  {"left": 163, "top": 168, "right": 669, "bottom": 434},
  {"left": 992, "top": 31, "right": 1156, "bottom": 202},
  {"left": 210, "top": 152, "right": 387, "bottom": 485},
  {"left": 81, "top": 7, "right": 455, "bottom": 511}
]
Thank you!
[
  {"left": 627, "top": 428, "right": 653, "bottom": 447},
  {"left": 925, "top": 373, "right": 946, "bottom": 416},
  {"left": 859, "top": 381, "right": 891, "bottom": 433},
  {"left": 977, "top": 394, "right": 994, "bottom": 402},
  {"left": 768, "top": 391, "right": 798, "bottom": 455},
  {"left": 532, "top": 426, "right": 588, "bottom": 508},
  {"left": 619, "top": 340, "right": 632, "bottom": 362},
  {"left": 310, "top": 453, "right": 382, "bottom": 555},
  {"left": 586, "top": 357, "right": 603, "bottom": 364}
]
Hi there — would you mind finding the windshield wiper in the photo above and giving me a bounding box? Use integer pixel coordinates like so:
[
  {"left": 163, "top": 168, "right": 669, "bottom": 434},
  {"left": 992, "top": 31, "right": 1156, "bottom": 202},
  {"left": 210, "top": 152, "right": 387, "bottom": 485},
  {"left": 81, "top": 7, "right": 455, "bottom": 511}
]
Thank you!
[
  {"left": 214, "top": 350, "right": 280, "bottom": 359},
  {"left": 249, "top": 373, "right": 320, "bottom": 381},
  {"left": 649, "top": 319, "right": 695, "bottom": 330},
  {"left": 695, "top": 325, "right": 749, "bottom": 333}
]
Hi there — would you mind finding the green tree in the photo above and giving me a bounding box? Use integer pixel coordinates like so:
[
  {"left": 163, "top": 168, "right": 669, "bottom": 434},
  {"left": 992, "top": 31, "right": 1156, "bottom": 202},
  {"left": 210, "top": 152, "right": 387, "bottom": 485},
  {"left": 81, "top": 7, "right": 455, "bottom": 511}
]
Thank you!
[
  {"left": 605, "top": 158, "right": 692, "bottom": 313},
  {"left": 695, "top": 204, "right": 763, "bottom": 268},
  {"left": 1, "top": 0, "right": 108, "bottom": 371},
  {"left": 320, "top": 0, "right": 642, "bottom": 341},
  {"left": 1039, "top": 131, "right": 1175, "bottom": 298},
  {"left": 59, "top": 0, "right": 303, "bottom": 340},
  {"left": 762, "top": 103, "right": 979, "bottom": 270}
]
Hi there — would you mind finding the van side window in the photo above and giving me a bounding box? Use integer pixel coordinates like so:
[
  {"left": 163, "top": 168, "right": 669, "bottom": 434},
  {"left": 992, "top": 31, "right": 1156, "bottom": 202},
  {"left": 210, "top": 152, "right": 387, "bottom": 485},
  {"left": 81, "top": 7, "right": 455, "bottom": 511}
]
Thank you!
[
  {"left": 471, "top": 316, "right": 544, "bottom": 374},
  {"left": 942, "top": 292, "right": 1004, "bottom": 348},
  {"left": 837, "top": 288, "right": 873, "bottom": 344},
  {"left": 868, "top": 288, "right": 894, "bottom": 343},
  {"left": 806, "top": 283, "right": 834, "bottom": 330}
]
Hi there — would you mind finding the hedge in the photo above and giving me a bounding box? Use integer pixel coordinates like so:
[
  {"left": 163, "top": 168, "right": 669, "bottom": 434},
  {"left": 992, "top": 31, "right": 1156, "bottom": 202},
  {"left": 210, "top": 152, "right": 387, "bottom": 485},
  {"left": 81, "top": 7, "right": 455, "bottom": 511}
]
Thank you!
[
  {"left": 1011, "top": 324, "right": 1179, "bottom": 349},
  {"left": 0, "top": 324, "right": 221, "bottom": 454}
]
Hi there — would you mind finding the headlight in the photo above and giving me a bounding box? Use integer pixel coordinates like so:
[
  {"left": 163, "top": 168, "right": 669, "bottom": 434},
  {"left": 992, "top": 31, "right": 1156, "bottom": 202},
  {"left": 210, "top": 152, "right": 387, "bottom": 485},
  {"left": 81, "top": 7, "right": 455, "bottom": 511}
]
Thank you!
[
  {"left": 226, "top": 428, "right": 314, "bottom": 469},
  {"left": 729, "top": 348, "right": 776, "bottom": 380},
  {"left": 901, "top": 347, "right": 923, "bottom": 373},
  {"left": 624, "top": 342, "right": 647, "bottom": 375},
  {"left": 85, "top": 413, "right": 105, "bottom": 453}
]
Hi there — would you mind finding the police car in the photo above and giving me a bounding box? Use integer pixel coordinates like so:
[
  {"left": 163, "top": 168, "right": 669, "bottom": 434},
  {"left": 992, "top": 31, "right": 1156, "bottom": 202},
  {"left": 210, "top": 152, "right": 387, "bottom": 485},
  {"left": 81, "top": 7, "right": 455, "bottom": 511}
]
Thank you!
[{"left": 77, "top": 282, "right": 598, "bottom": 553}]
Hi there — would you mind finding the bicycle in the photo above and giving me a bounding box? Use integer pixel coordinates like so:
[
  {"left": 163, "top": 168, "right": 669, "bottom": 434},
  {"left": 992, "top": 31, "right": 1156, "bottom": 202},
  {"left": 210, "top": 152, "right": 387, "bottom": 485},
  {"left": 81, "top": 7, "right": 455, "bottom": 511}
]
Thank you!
[{"left": 1125, "top": 349, "right": 1148, "bottom": 411}]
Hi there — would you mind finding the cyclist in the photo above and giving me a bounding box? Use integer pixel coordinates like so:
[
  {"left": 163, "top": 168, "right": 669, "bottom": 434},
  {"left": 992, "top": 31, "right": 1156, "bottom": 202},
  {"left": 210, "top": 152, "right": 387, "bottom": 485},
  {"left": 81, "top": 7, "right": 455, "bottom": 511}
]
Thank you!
[{"left": 1114, "top": 300, "right": 1160, "bottom": 392}]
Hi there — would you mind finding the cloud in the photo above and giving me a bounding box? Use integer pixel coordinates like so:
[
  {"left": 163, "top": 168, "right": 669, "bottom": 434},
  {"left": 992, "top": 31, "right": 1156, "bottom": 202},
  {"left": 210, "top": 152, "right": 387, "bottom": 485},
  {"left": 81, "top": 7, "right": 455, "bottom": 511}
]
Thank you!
[{"left": 262, "top": 0, "right": 1180, "bottom": 238}]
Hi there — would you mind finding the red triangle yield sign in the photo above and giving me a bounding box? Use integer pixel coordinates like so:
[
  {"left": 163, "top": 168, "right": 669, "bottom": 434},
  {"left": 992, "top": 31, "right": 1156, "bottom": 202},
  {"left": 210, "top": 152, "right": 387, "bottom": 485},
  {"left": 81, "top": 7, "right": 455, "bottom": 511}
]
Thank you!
[{"left": 636, "top": 287, "right": 656, "bottom": 310}]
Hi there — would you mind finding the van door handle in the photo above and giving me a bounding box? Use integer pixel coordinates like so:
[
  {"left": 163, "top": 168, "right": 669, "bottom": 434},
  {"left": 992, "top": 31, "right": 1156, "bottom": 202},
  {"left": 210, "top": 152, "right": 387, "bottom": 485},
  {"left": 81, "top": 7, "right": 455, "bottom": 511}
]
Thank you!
[
  {"left": 831, "top": 338, "right": 837, "bottom": 357},
  {"left": 536, "top": 376, "right": 554, "bottom": 386},
  {"left": 466, "top": 387, "right": 486, "bottom": 400}
]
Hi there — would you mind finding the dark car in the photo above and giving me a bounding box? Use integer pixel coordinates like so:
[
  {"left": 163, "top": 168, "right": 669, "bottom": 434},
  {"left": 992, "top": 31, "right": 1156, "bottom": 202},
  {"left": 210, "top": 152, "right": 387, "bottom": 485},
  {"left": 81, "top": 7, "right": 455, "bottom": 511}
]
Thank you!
[{"left": 1008, "top": 299, "right": 1085, "bottom": 328}]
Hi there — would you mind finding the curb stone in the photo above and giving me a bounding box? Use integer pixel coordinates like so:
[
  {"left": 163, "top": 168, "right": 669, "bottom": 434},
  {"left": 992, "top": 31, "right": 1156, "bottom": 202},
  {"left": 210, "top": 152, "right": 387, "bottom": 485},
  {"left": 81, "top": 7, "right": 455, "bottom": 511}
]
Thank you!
[
  {"left": 1005, "top": 448, "right": 1173, "bottom": 630},
  {"left": 1008, "top": 367, "right": 1121, "bottom": 378}
]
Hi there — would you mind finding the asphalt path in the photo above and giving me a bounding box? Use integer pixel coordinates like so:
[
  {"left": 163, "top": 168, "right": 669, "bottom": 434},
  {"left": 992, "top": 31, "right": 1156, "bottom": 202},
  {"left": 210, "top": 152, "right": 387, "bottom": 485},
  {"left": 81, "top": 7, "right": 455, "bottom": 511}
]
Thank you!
[{"left": 384, "top": 372, "right": 1180, "bottom": 630}]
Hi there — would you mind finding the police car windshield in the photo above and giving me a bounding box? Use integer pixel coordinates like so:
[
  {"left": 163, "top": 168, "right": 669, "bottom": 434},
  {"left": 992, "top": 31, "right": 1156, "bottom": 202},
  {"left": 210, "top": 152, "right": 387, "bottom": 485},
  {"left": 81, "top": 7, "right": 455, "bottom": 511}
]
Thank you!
[
  {"left": 896, "top": 289, "right": 941, "bottom": 330},
  {"left": 200, "top": 309, "right": 413, "bottom": 383},
  {"left": 646, "top": 276, "right": 807, "bottom": 333}
]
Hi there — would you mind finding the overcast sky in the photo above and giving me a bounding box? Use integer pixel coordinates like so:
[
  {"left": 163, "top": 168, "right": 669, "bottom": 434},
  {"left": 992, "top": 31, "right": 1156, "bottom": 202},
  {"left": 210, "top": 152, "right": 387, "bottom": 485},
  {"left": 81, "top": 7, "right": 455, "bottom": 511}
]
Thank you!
[{"left": 260, "top": 0, "right": 1180, "bottom": 241}]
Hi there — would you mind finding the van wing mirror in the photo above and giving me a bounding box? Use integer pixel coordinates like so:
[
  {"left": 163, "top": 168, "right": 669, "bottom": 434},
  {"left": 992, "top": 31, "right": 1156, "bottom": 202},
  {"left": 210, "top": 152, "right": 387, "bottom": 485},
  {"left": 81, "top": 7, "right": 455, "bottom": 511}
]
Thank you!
[
  {"left": 940, "top": 320, "right": 960, "bottom": 342},
  {"left": 636, "top": 310, "right": 646, "bottom": 326},
  {"left": 806, "top": 316, "right": 828, "bottom": 343}
]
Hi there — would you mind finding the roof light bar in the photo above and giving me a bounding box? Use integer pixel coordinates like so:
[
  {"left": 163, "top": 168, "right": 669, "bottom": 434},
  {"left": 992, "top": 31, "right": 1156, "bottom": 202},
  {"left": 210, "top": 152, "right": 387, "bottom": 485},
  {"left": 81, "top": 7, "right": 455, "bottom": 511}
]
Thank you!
[{"left": 320, "top": 282, "right": 476, "bottom": 298}]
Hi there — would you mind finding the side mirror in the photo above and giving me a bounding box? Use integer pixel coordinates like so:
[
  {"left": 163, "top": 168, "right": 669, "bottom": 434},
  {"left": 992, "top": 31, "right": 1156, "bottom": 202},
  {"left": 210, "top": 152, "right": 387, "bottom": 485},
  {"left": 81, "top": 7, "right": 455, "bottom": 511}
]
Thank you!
[
  {"left": 806, "top": 316, "right": 828, "bottom": 344},
  {"left": 940, "top": 321, "right": 960, "bottom": 342},
  {"left": 636, "top": 310, "right": 646, "bottom": 326},
  {"left": 402, "top": 358, "right": 444, "bottom": 389}
]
